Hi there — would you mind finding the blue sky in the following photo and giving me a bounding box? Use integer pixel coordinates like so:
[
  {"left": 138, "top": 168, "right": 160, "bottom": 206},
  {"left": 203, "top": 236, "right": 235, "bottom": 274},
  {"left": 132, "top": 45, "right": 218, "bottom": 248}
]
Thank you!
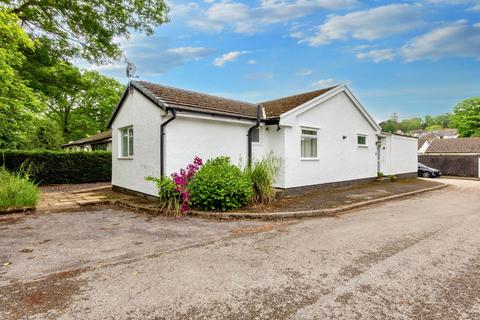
[{"left": 89, "top": 0, "right": 480, "bottom": 121}]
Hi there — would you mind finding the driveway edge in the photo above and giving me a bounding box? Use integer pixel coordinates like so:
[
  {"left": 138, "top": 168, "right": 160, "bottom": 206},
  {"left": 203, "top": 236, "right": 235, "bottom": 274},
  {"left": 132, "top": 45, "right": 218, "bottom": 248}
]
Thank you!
[{"left": 188, "top": 184, "right": 449, "bottom": 220}]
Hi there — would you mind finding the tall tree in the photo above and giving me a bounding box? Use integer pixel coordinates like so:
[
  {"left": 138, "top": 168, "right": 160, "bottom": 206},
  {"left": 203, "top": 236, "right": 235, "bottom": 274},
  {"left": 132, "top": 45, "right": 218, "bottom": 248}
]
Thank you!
[
  {"left": 451, "top": 98, "right": 480, "bottom": 137},
  {"left": 68, "top": 71, "right": 124, "bottom": 140},
  {"left": 0, "top": 9, "right": 40, "bottom": 148},
  {"left": 2, "top": 0, "right": 169, "bottom": 63}
]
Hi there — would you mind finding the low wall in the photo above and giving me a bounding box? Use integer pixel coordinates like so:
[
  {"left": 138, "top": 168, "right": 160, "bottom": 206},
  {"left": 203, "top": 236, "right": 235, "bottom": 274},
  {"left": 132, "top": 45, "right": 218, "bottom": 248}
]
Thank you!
[{"left": 419, "top": 155, "right": 479, "bottom": 177}]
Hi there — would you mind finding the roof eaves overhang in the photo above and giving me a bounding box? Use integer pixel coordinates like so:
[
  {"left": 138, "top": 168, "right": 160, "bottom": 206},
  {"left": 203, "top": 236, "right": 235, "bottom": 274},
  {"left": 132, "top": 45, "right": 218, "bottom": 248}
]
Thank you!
[{"left": 107, "top": 81, "right": 169, "bottom": 129}]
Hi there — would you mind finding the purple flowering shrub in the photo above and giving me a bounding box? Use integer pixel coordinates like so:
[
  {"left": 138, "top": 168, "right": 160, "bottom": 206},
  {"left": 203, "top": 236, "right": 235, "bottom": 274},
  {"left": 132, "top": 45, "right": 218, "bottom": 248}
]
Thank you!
[
  {"left": 171, "top": 156, "right": 203, "bottom": 213},
  {"left": 146, "top": 156, "right": 203, "bottom": 215}
]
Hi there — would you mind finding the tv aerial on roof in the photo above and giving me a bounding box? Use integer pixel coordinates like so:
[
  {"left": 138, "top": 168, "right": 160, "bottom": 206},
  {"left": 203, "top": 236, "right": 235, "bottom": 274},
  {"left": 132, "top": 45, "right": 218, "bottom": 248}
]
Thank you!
[{"left": 124, "top": 56, "right": 139, "bottom": 79}]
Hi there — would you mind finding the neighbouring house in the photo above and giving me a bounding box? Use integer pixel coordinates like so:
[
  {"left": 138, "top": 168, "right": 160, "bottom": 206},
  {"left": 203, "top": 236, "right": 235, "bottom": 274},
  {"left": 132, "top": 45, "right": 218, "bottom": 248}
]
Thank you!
[
  {"left": 419, "top": 137, "right": 480, "bottom": 177},
  {"left": 416, "top": 129, "right": 458, "bottom": 154},
  {"left": 107, "top": 81, "right": 418, "bottom": 197},
  {"left": 62, "top": 130, "right": 112, "bottom": 151}
]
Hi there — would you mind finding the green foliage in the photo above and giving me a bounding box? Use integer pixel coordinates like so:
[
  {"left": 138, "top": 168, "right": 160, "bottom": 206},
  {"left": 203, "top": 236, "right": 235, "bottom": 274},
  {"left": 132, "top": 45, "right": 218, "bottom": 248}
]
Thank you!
[
  {"left": 380, "top": 119, "right": 397, "bottom": 133},
  {"left": 0, "top": 149, "right": 111, "bottom": 184},
  {"left": 380, "top": 112, "right": 454, "bottom": 134},
  {"left": 377, "top": 172, "right": 384, "bottom": 177},
  {"left": 451, "top": 97, "right": 480, "bottom": 137},
  {"left": 67, "top": 71, "right": 125, "bottom": 139},
  {"left": 0, "top": 9, "right": 41, "bottom": 149},
  {"left": 243, "top": 154, "right": 281, "bottom": 204},
  {"left": 145, "top": 176, "right": 180, "bottom": 214},
  {"left": 389, "top": 175, "right": 397, "bottom": 182},
  {"left": 189, "top": 157, "right": 253, "bottom": 211},
  {"left": 3, "top": 0, "right": 169, "bottom": 63},
  {"left": 0, "top": 165, "right": 39, "bottom": 209},
  {"left": 22, "top": 117, "right": 64, "bottom": 150}
]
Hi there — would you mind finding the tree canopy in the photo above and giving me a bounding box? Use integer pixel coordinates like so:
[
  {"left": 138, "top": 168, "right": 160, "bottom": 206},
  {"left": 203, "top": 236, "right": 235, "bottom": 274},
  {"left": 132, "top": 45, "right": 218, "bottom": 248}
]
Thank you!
[
  {"left": 452, "top": 97, "right": 480, "bottom": 137},
  {"left": 2, "top": 0, "right": 169, "bottom": 63},
  {"left": 0, "top": 7, "right": 127, "bottom": 149},
  {"left": 0, "top": 9, "right": 40, "bottom": 148}
]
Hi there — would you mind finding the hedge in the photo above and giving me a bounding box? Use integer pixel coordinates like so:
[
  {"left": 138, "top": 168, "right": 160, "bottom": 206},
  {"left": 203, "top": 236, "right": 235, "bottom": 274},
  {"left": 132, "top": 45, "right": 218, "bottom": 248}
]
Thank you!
[{"left": 0, "top": 150, "right": 111, "bottom": 185}]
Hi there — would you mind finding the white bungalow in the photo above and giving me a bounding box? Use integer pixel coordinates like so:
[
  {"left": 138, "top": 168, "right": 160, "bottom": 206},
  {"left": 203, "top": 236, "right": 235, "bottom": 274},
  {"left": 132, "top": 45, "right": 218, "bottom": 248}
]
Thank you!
[{"left": 107, "top": 81, "right": 417, "bottom": 197}]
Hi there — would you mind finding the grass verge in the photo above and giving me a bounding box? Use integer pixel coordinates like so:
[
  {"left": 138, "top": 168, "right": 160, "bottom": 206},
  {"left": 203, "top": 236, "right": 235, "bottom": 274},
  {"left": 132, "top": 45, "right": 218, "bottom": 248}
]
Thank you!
[{"left": 0, "top": 166, "right": 39, "bottom": 209}]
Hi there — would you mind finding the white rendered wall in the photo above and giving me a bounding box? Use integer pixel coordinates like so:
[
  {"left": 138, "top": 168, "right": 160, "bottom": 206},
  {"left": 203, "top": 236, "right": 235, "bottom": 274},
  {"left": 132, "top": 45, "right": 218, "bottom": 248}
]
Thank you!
[
  {"left": 281, "top": 92, "right": 378, "bottom": 188},
  {"left": 164, "top": 116, "right": 285, "bottom": 187},
  {"left": 379, "top": 135, "right": 418, "bottom": 175},
  {"left": 111, "top": 90, "right": 163, "bottom": 196}
]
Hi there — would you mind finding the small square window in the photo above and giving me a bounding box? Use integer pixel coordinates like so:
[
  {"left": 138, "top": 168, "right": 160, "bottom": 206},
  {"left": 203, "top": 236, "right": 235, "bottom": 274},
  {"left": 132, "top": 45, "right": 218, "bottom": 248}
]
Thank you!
[
  {"left": 357, "top": 135, "right": 367, "bottom": 146},
  {"left": 120, "top": 126, "right": 134, "bottom": 157},
  {"left": 301, "top": 129, "right": 318, "bottom": 158}
]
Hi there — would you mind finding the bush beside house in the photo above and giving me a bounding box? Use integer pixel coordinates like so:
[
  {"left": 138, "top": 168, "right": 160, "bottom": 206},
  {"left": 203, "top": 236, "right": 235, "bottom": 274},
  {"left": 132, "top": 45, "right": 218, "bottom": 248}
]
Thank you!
[
  {"left": 147, "top": 155, "right": 281, "bottom": 213},
  {"left": 0, "top": 150, "right": 111, "bottom": 184}
]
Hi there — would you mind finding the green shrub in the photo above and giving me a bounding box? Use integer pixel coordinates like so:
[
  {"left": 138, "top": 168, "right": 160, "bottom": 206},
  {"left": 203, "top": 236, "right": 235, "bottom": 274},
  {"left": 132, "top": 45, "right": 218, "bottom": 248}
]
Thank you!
[
  {"left": 189, "top": 157, "right": 253, "bottom": 211},
  {"left": 145, "top": 176, "right": 180, "bottom": 214},
  {"left": 377, "top": 171, "right": 384, "bottom": 177},
  {"left": 0, "top": 149, "right": 111, "bottom": 184},
  {"left": 0, "top": 166, "right": 39, "bottom": 209},
  {"left": 389, "top": 175, "right": 397, "bottom": 182},
  {"left": 244, "top": 154, "right": 281, "bottom": 204}
]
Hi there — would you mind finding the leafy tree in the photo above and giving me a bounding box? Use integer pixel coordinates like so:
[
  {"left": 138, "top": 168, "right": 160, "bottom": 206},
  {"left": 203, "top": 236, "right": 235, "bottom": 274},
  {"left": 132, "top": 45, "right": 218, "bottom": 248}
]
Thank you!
[
  {"left": 0, "top": 9, "right": 40, "bottom": 149},
  {"left": 399, "top": 117, "right": 422, "bottom": 133},
  {"left": 451, "top": 98, "right": 480, "bottom": 137},
  {"left": 3, "top": 0, "right": 169, "bottom": 63},
  {"left": 380, "top": 119, "right": 397, "bottom": 133},
  {"left": 68, "top": 71, "right": 124, "bottom": 140},
  {"left": 23, "top": 117, "right": 64, "bottom": 149}
]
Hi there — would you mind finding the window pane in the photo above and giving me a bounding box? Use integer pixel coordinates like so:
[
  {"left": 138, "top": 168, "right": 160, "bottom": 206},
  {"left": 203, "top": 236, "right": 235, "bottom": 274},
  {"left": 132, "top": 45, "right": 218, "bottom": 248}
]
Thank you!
[
  {"left": 122, "top": 129, "right": 128, "bottom": 157},
  {"left": 302, "top": 129, "right": 316, "bottom": 136},
  {"left": 128, "top": 128, "right": 134, "bottom": 156},
  {"left": 357, "top": 135, "right": 366, "bottom": 145},
  {"left": 251, "top": 127, "right": 260, "bottom": 143},
  {"left": 301, "top": 137, "right": 317, "bottom": 158}
]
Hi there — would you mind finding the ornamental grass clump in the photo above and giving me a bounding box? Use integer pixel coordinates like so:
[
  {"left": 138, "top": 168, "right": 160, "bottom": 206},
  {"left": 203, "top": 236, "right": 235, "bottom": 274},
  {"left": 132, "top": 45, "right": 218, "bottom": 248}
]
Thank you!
[
  {"left": 0, "top": 165, "right": 39, "bottom": 209},
  {"left": 189, "top": 157, "right": 253, "bottom": 211},
  {"left": 244, "top": 154, "right": 281, "bottom": 204},
  {"left": 146, "top": 156, "right": 203, "bottom": 215}
]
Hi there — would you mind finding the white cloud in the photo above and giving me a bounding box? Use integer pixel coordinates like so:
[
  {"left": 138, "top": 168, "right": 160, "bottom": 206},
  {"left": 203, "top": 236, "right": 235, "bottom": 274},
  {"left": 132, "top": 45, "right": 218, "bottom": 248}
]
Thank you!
[
  {"left": 356, "top": 49, "right": 396, "bottom": 63},
  {"left": 213, "top": 51, "right": 249, "bottom": 67},
  {"left": 86, "top": 35, "right": 215, "bottom": 78},
  {"left": 401, "top": 20, "right": 480, "bottom": 61},
  {"left": 188, "top": 19, "right": 223, "bottom": 33},
  {"left": 247, "top": 59, "right": 257, "bottom": 64},
  {"left": 170, "top": 2, "right": 199, "bottom": 16},
  {"left": 296, "top": 69, "right": 313, "bottom": 76},
  {"left": 300, "top": 4, "right": 424, "bottom": 46},
  {"left": 469, "top": 3, "right": 480, "bottom": 10},
  {"left": 290, "top": 32, "right": 304, "bottom": 39},
  {"left": 189, "top": 0, "right": 358, "bottom": 34},
  {"left": 310, "top": 79, "right": 337, "bottom": 87},
  {"left": 166, "top": 47, "right": 214, "bottom": 60}
]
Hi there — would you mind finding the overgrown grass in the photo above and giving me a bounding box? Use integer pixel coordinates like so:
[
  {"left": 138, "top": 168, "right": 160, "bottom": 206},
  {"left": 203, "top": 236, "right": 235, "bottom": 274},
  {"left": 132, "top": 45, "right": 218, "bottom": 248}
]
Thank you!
[
  {"left": 243, "top": 153, "right": 281, "bottom": 204},
  {"left": 0, "top": 166, "right": 39, "bottom": 209}
]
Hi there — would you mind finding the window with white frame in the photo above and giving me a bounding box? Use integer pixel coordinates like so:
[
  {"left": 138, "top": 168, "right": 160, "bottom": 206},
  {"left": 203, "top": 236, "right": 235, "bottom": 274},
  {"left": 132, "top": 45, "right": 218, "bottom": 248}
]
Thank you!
[
  {"left": 120, "top": 126, "right": 134, "bottom": 157},
  {"left": 301, "top": 128, "right": 318, "bottom": 159},
  {"left": 251, "top": 127, "right": 260, "bottom": 144},
  {"left": 357, "top": 134, "right": 367, "bottom": 147}
]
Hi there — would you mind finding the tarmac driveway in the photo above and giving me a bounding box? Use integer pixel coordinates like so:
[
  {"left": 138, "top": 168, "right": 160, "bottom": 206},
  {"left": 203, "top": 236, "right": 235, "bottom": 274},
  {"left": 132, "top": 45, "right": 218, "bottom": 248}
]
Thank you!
[{"left": 1, "top": 178, "right": 479, "bottom": 319}]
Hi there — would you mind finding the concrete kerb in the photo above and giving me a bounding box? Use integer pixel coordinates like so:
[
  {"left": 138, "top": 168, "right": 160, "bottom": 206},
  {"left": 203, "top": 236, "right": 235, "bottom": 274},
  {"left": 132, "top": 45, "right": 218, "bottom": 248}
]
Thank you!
[
  {"left": 188, "top": 184, "right": 449, "bottom": 220},
  {"left": 5, "top": 183, "right": 448, "bottom": 218}
]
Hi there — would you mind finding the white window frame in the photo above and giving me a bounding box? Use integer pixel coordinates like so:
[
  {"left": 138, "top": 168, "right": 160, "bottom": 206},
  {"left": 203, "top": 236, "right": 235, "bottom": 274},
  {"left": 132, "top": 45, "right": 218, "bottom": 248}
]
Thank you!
[
  {"left": 119, "top": 126, "right": 134, "bottom": 159},
  {"left": 357, "top": 134, "right": 368, "bottom": 148},
  {"left": 300, "top": 127, "right": 319, "bottom": 160}
]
